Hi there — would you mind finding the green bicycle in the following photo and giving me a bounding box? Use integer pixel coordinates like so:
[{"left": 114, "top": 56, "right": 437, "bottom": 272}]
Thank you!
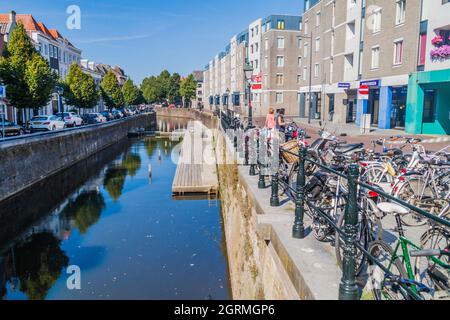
[{"left": 367, "top": 202, "right": 450, "bottom": 300}]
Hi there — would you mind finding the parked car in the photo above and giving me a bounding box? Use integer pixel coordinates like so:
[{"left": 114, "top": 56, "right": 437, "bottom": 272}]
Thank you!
[
  {"left": 100, "top": 111, "right": 114, "bottom": 121},
  {"left": 55, "top": 112, "right": 83, "bottom": 127},
  {"left": 82, "top": 113, "right": 107, "bottom": 124},
  {"left": 112, "top": 110, "right": 124, "bottom": 119},
  {"left": 28, "top": 115, "right": 66, "bottom": 132},
  {"left": 0, "top": 119, "right": 25, "bottom": 138},
  {"left": 119, "top": 108, "right": 130, "bottom": 117}
]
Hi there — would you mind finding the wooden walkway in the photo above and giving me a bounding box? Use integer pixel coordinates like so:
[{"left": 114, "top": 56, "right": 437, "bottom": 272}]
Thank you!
[{"left": 172, "top": 121, "right": 219, "bottom": 196}]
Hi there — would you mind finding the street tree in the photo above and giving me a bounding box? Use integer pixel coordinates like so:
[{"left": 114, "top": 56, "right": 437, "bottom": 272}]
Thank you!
[
  {"left": 0, "top": 23, "right": 57, "bottom": 120},
  {"left": 180, "top": 74, "right": 197, "bottom": 107},
  {"left": 100, "top": 70, "right": 124, "bottom": 110},
  {"left": 122, "top": 79, "right": 141, "bottom": 106},
  {"left": 167, "top": 73, "right": 181, "bottom": 104},
  {"left": 63, "top": 63, "right": 98, "bottom": 110}
]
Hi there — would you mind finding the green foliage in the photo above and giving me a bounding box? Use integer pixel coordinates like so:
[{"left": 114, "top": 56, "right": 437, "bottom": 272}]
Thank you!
[
  {"left": 167, "top": 73, "right": 181, "bottom": 103},
  {"left": 100, "top": 70, "right": 124, "bottom": 110},
  {"left": 103, "top": 166, "right": 127, "bottom": 202},
  {"left": 122, "top": 152, "right": 142, "bottom": 177},
  {"left": 63, "top": 63, "right": 98, "bottom": 109},
  {"left": 15, "top": 232, "right": 69, "bottom": 300},
  {"left": 180, "top": 74, "right": 197, "bottom": 106},
  {"left": 61, "top": 191, "right": 105, "bottom": 234},
  {"left": 0, "top": 23, "right": 56, "bottom": 111},
  {"left": 122, "top": 79, "right": 142, "bottom": 106},
  {"left": 140, "top": 69, "right": 181, "bottom": 104}
]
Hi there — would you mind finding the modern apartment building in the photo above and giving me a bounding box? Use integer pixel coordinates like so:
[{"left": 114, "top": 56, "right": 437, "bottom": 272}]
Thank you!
[
  {"left": 300, "top": 0, "right": 449, "bottom": 135},
  {"left": 203, "top": 15, "right": 302, "bottom": 118},
  {"left": 406, "top": 0, "right": 450, "bottom": 135},
  {"left": 192, "top": 70, "right": 204, "bottom": 109}
]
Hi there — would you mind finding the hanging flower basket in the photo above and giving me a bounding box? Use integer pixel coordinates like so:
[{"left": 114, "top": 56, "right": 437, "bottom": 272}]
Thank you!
[
  {"left": 431, "top": 45, "right": 450, "bottom": 60},
  {"left": 431, "top": 35, "right": 444, "bottom": 47}
]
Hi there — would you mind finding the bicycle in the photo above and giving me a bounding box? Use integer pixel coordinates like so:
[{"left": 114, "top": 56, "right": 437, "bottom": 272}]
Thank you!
[{"left": 367, "top": 202, "right": 450, "bottom": 300}]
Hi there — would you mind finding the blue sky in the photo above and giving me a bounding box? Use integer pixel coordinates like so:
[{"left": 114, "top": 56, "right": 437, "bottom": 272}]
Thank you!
[{"left": 1, "top": 1, "right": 304, "bottom": 84}]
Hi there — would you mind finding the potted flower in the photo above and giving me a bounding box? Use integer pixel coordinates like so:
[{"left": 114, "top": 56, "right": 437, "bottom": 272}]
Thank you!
[{"left": 431, "top": 35, "right": 444, "bottom": 47}]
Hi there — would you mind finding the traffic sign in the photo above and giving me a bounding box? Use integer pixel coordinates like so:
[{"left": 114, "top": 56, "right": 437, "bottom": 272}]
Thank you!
[
  {"left": 0, "top": 85, "right": 5, "bottom": 99},
  {"left": 359, "top": 84, "right": 369, "bottom": 95}
]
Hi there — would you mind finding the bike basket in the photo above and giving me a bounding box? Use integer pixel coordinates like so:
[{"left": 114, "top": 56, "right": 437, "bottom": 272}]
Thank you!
[{"left": 281, "top": 140, "right": 299, "bottom": 164}]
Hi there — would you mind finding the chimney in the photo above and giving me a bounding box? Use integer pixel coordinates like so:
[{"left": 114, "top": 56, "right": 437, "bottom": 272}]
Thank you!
[{"left": 9, "top": 11, "right": 16, "bottom": 24}]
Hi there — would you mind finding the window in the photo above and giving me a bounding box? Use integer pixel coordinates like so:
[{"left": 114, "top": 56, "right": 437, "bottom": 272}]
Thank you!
[
  {"left": 423, "top": 90, "right": 436, "bottom": 123},
  {"left": 418, "top": 33, "right": 427, "bottom": 66},
  {"left": 265, "top": 39, "right": 269, "bottom": 50},
  {"left": 276, "top": 92, "right": 283, "bottom": 103},
  {"left": 255, "top": 26, "right": 259, "bottom": 36},
  {"left": 393, "top": 40, "right": 403, "bottom": 65},
  {"left": 305, "top": 0, "right": 310, "bottom": 10},
  {"left": 316, "top": 11, "right": 321, "bottom": 26},
  {"left": 298, "top": 56, "right": 302, "bottom": 67},
  {"left": 371, "top": 46, "right": 380, "bottom": 69},
  {"left": 255, "top": 43, "right": 259, "bottom": 52},
  {"left": 315, "top": 37, "right": 320, "bottom": 52},
  {"left": 276, "top": 74, "right": 284, "bottom": 85},
  {"left": 276, "top": 56, "right": 284, "bottom": 67},
  {"left": 297, "top": 74, "right": 301, "bottom": 83},
  {"left": 304, "top": 43, "right": 309, "bottom": 58},
  {"left": 372, "top": 9, "right": 381, "bottom": 33},
  {"left": 277, "top": 20, "right": 285, "bottom": 30},
  {"left": 297, "top": 37, "right": 302, "bottom": 48},
  {"left": 251, "top": 45, "right": 254, "bottom": 54},
  {"left": 304, "top": 20, "right": 308, "bottom": 34},
  {"left": 255, "top": 59, "right": 259, "bottom": 69},
  {"left": 277, "top": 37, "right": 285, "bottom": 49},
  {"left": 395, "top": 0, "right": 406, "bottom": 25},
  {"left": 251, "top": 28, "right": 254, "bottom": 38},
  {"left": 299, "top": 21, "right": 303, "bottom": 31},
  {"left": 314, "top": 63, "right": 319, "bottom": 77},
  {"left": 303, "top": 67, "right": 307, "bottom": 81}
]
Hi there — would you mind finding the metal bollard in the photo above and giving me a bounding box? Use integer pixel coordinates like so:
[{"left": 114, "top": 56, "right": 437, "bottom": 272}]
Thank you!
[
  {"left": 244, "top": 135, "right": 249, "bottom": 166},
  {"left": 292, "top": 146, "right": 307, "bottom": 239},
  {"left": 258, "top": 138, "right": 265, "bottom": 189},
  {"left": 270, "top": 172, "right": 280, "bottom": 207},
  {"left": 249, "top": 129, "right": 257, "bottom": 176},
  {"left": 338, "top": 164, "right": 359, "bottom": 300}
]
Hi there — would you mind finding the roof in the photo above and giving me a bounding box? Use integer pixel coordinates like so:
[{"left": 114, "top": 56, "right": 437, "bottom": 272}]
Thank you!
[{"left": 192, "top": 71, "right": 204, "bottom": 82}]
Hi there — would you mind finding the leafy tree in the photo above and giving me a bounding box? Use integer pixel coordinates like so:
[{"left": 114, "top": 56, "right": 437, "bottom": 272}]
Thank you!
[
  {"left": 100, "top": 70, "right": 124, "bottom": 110},
  {"left": 25, "top": 53, "right": 58, "bottom": 112},
  {"left": 122, "top": 79, "right": 141, "bottom": 106},
  {"left": 141, "top": 76, "right": 159, "bottom": 103},
  {"left": 167, "top": 73, "right": 181, "bottom": 104},
  {"left": 180, "top": 74, "right": 197, "bottom": 107},
  {"left": 0, "top": 23, "right": 57, "bottom": 120},
  {"left": 63, "top": 63, "right": 97, "bottom": 110},
  {"left": 158, "top": 70, "right": 171, "bottom": 100}
]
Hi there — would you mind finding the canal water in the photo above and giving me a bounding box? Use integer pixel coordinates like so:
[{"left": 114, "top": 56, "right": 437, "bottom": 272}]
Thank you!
[{"left": 0, "top": 118, "right": 230, "bottom": 300}]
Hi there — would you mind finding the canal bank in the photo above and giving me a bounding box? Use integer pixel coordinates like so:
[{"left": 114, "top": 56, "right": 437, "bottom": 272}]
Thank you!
[{"left": 0, "top": 113, "right": 156, "bottom": 203}]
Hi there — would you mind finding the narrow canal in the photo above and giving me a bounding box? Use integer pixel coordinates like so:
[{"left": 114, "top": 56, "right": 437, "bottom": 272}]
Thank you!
[{"left": 0, "top": 117, "right": 230, "bottom": 300}]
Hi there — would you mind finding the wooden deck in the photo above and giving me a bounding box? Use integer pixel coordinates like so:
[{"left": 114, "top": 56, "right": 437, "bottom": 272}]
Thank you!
[{"left": 172, "top": 121, "right": 219, "bottom": 195}]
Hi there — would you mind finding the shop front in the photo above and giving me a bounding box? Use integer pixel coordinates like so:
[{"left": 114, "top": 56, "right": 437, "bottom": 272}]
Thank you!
[{"left": 406, "top": 69, "right": 450, "bottom": 135}]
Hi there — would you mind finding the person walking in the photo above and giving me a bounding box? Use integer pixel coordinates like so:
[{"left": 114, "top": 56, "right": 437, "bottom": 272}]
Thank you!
[
  {"left": 265, "top": 108, "right": 276, "bottom": 130},
  {"left": 276, "top": 108, "right": 286, "bottom": 133}
]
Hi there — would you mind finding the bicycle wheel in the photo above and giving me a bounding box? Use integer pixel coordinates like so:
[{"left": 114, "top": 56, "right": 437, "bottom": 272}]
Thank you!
[
  {"left": 415, "top": 227, "right": 450, "bottom": 295},
  {"left": 396, "top": 177, "right": 436, "bottom": 227},
  {"left": 368, "top": 240, "right": 410, "bottom": 300}
]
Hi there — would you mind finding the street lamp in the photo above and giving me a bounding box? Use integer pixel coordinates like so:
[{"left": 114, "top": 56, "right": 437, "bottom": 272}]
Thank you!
[
  {"left": 244, "top": 61, "right": 254, "bottom": 129},
  {"left": 297, "top": 32, "right": 313, "bottom": 124},
  {"left": 55, "top": 85, "right": 64, "bottom": 114}
]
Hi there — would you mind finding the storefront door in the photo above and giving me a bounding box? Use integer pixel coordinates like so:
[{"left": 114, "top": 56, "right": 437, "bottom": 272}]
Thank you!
[
  {"left": 368, "top": 89, "right": 380, "bottom": 125},
  {"left": 391, "top": 86, "right": 407, "bottom": 128}
]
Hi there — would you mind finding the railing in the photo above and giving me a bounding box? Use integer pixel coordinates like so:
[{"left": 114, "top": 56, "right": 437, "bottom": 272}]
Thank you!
[
  {"left": 218, "top": 112, "right": 450, "bottom": 300},
  {"left": 0, "top": 112, "right": 154, "bottom": 145}
]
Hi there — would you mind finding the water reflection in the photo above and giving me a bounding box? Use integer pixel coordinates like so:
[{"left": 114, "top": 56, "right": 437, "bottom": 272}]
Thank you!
[{"left": 0, "top": 117, "right": 229, "bottom": 300}]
